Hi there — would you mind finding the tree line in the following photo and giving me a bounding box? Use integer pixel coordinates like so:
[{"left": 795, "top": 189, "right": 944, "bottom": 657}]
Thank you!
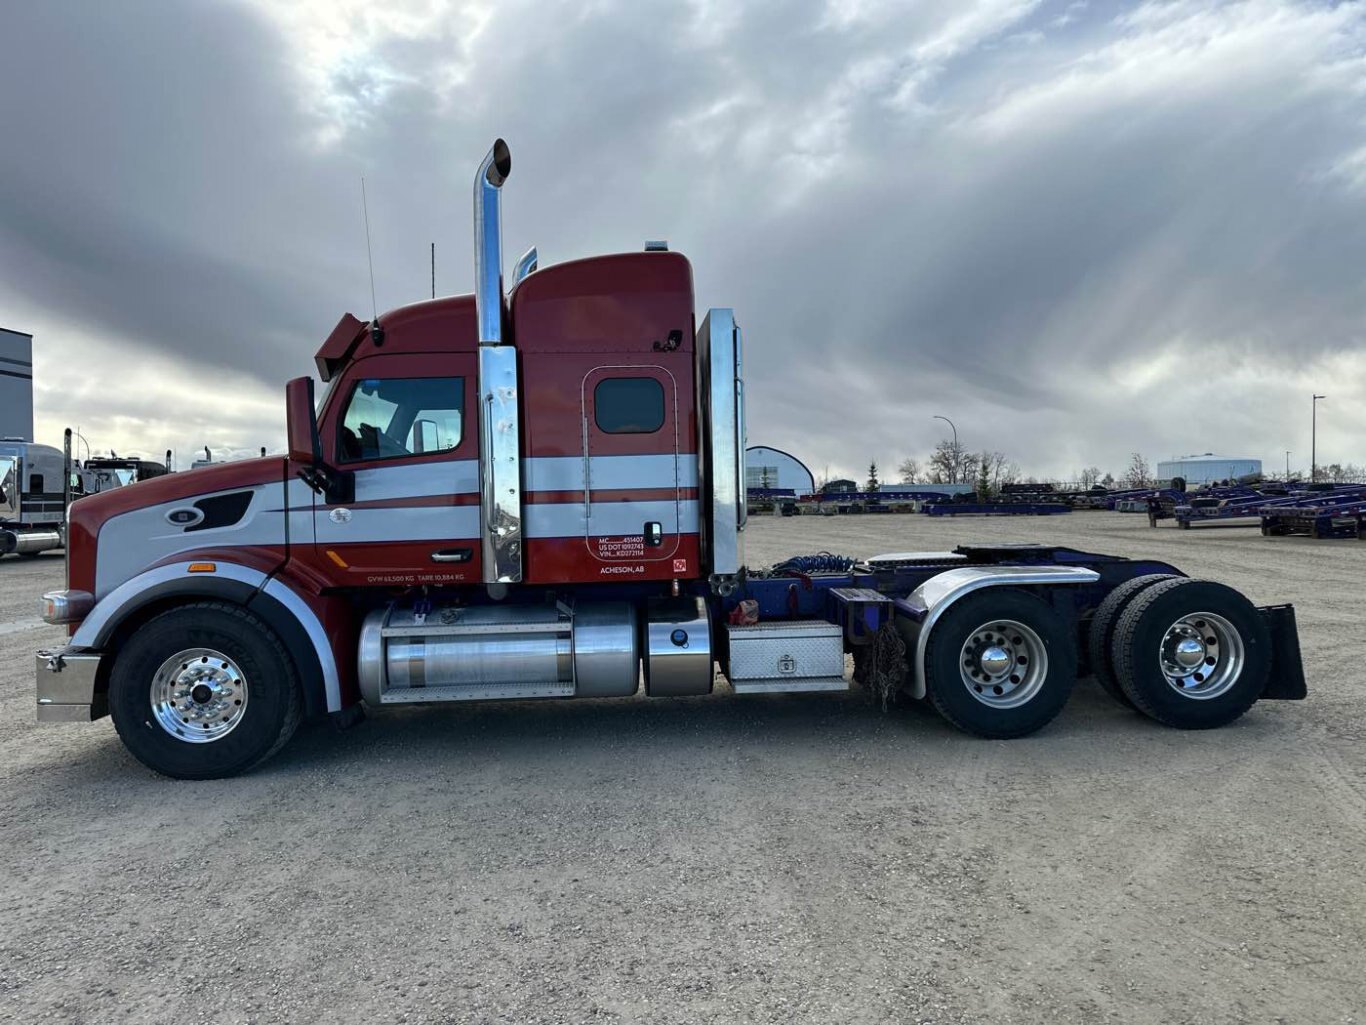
[{"left": 822, "top": 449, "right": 1366, "bottom": 498}]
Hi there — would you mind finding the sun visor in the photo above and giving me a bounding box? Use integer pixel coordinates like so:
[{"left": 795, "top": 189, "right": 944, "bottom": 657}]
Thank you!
[{"left": 314, "top": 313, "right": 369, "bottom": 382}]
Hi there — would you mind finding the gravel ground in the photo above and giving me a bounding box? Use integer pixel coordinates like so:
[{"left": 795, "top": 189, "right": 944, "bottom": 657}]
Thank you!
[{"left": 1, "top": 512, "right": 1363, "bottom": 1024}]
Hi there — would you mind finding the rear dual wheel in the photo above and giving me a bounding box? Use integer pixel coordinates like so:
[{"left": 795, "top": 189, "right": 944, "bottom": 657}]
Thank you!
[
  {"left": 1086, "top": 573, "right": 1180, "bottom": 708},
  {"left": 924, "top": 589, "right": 1077, "bottom": 738},
  {"left": 1111, "top": 578, "right": 1270, "bottom": 729}
]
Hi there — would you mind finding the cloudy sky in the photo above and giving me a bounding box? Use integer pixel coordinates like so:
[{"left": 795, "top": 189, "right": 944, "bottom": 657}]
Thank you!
[{"left": 3, "top": 0, "right": 1365, "bottom": 481}]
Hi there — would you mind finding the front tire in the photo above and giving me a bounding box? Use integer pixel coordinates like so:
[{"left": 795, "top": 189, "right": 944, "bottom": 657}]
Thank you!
[
  {"left": 109, "top": 602, "right": 302, "bottom": 779},
  {"left": 1111, "top": 578, "right": 1270, "bottom": 729},
  {"left": 924, "top": 589, "right": 1077, "bottom": 738}
]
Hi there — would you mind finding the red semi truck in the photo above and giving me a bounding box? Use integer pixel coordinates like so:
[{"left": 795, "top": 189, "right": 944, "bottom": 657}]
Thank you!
[{"left": 35, "top": 141, "right": 1306, "bottom": 778}]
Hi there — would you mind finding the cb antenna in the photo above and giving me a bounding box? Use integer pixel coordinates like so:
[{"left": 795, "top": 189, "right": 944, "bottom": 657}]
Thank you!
[{"left": 361, "top": 176, "right": 383, "bottom": 345}]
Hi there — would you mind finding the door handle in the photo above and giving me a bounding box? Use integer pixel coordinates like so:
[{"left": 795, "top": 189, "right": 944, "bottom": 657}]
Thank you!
[
  {"left": 431, "top": 548, "right": 473, "bottom": 563},
  {"left": 644, "top": 521, "right": 663, "bottom": 547}
]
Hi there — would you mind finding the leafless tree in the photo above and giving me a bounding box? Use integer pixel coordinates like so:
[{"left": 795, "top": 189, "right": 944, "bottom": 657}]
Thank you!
[
  {"left": 898, "top": 457, "right": 921, "bottom": 484},
  {"left": 1124, "top": 452, "right": 1152, "bottom": 489}
]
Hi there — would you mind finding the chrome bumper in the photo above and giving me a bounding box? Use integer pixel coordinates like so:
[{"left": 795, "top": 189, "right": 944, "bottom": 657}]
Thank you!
[{"left": 35, "top": 648, "right": 107, "bottom": 722}]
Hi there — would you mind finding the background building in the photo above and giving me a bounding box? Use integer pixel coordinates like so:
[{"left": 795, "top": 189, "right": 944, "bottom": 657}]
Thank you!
[
  {"left": 746, "top": 445, "right": 815, "bottom": 496},
  {"left": 0, "top": 328, "right": 34, "bottom": 442},
  {"left": 1157, "top": 453, "right": 1263, "bottom": 486}
]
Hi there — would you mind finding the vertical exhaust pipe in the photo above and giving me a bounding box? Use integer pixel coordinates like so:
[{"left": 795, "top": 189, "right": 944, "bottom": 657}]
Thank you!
[
  {"left": 474, "top": 139, "right": 511, "bottom": 345},
  {"left": 473, "top": 139, "right": 523, "bottom": 586}
]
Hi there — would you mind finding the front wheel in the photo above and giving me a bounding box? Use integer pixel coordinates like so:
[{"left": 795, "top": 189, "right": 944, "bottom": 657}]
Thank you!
[
  {"left": 924, "top": 589, "right": 1077, "bottom": 739},
  {"left": 1111, "top": 578, "right": 1270, "bottom": 729},
  {"left": 109, "top": 602, "right": 302, "bottom": 779}
]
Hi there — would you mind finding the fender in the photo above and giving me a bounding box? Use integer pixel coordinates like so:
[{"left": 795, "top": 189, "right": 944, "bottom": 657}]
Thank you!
[
  {"left": 893, "top": 565, "right": 1100, "bottom": 699},
  {"left": 69, "top": 561, "right": 342, "bottom": 716}
]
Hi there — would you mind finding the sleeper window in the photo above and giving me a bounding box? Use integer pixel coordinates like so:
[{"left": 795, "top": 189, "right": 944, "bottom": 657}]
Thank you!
[{"left": 594, "top": 377, "right": 665, "bottom": 434}]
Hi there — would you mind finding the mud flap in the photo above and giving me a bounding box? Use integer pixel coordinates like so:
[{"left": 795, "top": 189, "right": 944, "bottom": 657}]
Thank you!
[{"left": 1259, "top": 604, "right": 1307, "bottom": 700}]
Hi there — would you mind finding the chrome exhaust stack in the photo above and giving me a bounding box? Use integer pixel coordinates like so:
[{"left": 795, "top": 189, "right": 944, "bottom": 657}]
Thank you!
[
  {"left": 472, "top": 139, "right": 523, "bottom": 586},
  {"left": 474, "top": 139, "right": 511, "bottom": 345}
]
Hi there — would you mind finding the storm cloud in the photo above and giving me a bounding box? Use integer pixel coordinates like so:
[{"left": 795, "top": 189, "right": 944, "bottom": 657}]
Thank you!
[{"left": 2, "top": 0, "right": 1365, "bottom": 480}]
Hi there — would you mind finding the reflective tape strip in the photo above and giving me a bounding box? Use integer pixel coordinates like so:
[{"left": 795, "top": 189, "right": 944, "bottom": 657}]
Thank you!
[
  {"left": 525, "top": 454, "right": 698, "bottom": 492},
  {"left": 351, "top": 460, "right": 479, "bottom": 502},
  {"left": 315, "top": 505, "right": 481, "bottom": 544}
]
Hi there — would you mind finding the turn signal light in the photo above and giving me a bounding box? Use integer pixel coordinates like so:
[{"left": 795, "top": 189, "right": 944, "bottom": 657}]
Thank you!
[
  {"left": 187, "top": 563, "right": 217, "bottom": 574},
  {"left": 40, "top": 590, "right": 94, "bottom": 625}
]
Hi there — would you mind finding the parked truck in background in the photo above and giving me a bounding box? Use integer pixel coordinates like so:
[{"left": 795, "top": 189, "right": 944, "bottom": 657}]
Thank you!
[
  {"left": 1, "top": 438, "right": 78, "bottom": 558},
  {"left": 1, "top": 439, "right": 173, "bottom": 559},
  {"left": 33, "top": 140, "right": 1307, "bottom": 778}
]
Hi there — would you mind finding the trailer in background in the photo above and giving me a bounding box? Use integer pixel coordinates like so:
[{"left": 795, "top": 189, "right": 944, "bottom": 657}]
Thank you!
[{"left": 1260, "top": 488, "right": 1366, "bottom": 539}]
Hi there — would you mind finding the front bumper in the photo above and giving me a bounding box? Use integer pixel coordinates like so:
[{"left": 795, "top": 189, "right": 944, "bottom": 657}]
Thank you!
[{"left": 35, "top": 648, "right": 107, "bottom": 722}]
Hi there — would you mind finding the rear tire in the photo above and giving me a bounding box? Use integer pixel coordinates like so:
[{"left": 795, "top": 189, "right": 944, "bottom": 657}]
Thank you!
[
  {"left": 1111, "top": 578, "right": 1270, "bottom": 729},
  {"left": 924, "top": 589, "right": 1077, "bottom": 739},
  {"left": 109, "top": 602, "right": 302, "bottom": 779},
  {"left": 1086, "top": 573, "right": 1180, "bottom": 708}
]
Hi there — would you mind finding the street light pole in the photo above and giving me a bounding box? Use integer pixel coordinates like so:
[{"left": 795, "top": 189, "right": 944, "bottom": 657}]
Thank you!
[
  {"left": 1285, "top": 450, "right": 1290, "bottom": 480},
  {"left": 1311, "top": 394, "right": 1325, "bottom": 482},
  {"left": 932, "top": 415, "right": 959, "bottom": 483}
]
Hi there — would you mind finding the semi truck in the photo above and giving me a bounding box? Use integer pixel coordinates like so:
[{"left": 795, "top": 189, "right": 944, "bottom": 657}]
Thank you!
[
  {"left": 1, "top": 439, "right": 71, "bottom": 558},
  {"left": 35, "top": 140, "right": 1306, "bottom": 779}
]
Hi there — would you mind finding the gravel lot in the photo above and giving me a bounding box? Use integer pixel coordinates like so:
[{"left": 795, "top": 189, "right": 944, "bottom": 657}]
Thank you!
[{"left": 1, "top": 512, "right": 1363, "bottom": 1024}]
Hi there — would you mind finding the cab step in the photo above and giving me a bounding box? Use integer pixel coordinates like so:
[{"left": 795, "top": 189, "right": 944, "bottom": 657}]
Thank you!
[{"left": 379, "top": 682, "right": 575, "bottom": 704}]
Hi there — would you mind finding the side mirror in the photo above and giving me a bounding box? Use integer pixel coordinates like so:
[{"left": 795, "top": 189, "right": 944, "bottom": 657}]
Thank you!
[
  {"left": 285, "top": 375, "right": 354, "bottom": 505},
  {"left": 412, "top": 417, "right": 439, "bottom": 454},
  {"left": 286, "top": 377, "right": 321, "bottom": 464}
]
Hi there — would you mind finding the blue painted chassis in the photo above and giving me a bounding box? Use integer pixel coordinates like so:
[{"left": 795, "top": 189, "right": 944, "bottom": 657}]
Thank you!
[{"left": 719, "top": 545, "right": 1181, "bottom": 642}]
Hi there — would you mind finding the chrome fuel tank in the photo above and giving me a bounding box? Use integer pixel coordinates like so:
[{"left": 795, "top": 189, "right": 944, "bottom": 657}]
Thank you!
[{"left": 359, "top": 601, "right": 638, "bottom": 704}]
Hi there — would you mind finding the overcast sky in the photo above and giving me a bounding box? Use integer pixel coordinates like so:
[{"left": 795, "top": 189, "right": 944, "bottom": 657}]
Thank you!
[{"left": 3, "top": 0, "right": 1365, "bottom": 481}]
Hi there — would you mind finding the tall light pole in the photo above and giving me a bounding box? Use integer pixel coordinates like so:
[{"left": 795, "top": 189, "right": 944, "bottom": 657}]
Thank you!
[
  {"left": 1285, "top": 450, "right": 1290, "bottom": 480},
  {"left": 932, "top": 415, "right": 958, "bottom": 483},
  {"left": 1311, "top": 394, "right": 1326, "bottom": 482}
]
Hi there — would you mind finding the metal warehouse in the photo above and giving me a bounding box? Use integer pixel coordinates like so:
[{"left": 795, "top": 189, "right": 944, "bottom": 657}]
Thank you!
[
  {"left": 1158, "top": 454, "right": 1262, "bottom": 485},
  {"left": 745, "top": 445, "right": 816, "bottom": 496},
  {"left": 0, "top": 328, "right": 34, "bottom": 442}
]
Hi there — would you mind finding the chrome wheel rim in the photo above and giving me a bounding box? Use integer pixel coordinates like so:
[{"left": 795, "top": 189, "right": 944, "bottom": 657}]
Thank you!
[
  {"left": 150, "top": 647, "right": 248, "bottom": 743},
  {"left": 1159, "top": 612, "right": 1243, "bottom": 700},
  {"left": 959, "top": 619, "right": 1048, "bottom": 709}
]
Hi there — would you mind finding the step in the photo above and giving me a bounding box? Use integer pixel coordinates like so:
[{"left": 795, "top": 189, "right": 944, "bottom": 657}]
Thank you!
[
  {"left": 729, "top": 676, "right": 849, "bottom": 695},
  {"left": 379, "top": 681, "right": 574, "bottom": 704}
]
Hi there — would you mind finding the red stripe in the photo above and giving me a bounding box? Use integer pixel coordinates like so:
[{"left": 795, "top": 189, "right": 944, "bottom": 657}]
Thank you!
[
  {"left": 525, "top": 487, "right": 698, "bottom": 504},
  {"left": 324, "top": 493, "right": 479, "bottom": 511}
]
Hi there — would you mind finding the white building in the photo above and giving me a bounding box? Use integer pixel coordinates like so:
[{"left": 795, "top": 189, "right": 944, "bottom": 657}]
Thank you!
[
  {"left": 0, "top": 328, "right": 34, "bottom": 443},
  {"left": 746, "top": 445, "right": 815, "bottom": 496},
  {"left": 1157, "top": 454, "right": 1262, "bottom": 486}
]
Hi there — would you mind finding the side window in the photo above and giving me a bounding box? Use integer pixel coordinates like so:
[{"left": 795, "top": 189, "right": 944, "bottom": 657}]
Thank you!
[
  {"left": 594, "top": 377, "right": 665, "bottom": 434},
  {"left": 338, "top": 377, "right": 464, "bottom": 462}
]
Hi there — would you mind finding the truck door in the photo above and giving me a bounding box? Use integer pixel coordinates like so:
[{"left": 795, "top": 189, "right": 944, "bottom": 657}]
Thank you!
[
  {"left": 311, "top": 352, "right": 481, "bottom": 586},
  {"left": 581, "top": 365, "right": 681, "bottom": 565}
]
